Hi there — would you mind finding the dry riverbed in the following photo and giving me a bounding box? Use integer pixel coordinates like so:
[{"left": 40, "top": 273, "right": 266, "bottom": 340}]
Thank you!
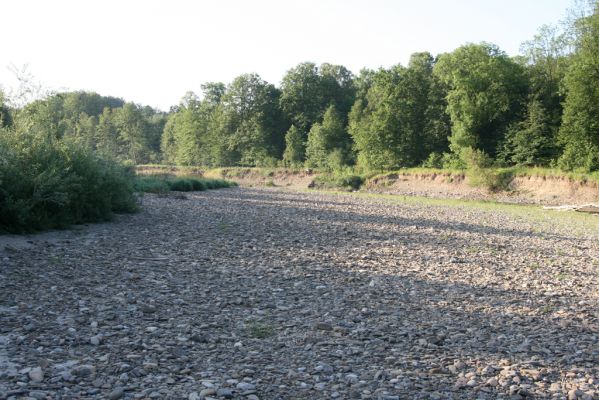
[{"left": 1, "top": 188, "right": 598, "bottom": 400}]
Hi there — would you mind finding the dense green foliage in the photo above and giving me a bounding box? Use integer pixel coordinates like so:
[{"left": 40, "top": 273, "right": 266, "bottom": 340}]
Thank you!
[
  {"left": 155, "top": 3, "right": 599, "bottom": 173},
  {"left": 349, "top": 53, "right": 450, "bottom": 170},
  {"left": 558, "top": 4, "right": 599, "bottom": 170},
  {"left": 0, "top": 129, "right": 137, "bottom": 233},
  {"left": 134, "top": 175, "right": 236, "bottom": 193}
]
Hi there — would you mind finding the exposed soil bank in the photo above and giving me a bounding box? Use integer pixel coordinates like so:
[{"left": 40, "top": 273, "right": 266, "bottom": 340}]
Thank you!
[
  {"left": 136, "top": 166, "right": 599, "bottom": 206},
  {"left": 366, "top": 172, "right": 599, "bottom": 206}
]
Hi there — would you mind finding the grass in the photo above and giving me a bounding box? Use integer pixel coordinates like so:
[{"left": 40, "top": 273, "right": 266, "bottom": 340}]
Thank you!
[
  {"left": 134, "top": 174, "right": 236, "bottom": 193},
  {"left": 306, "top": 189, "right": 599, "bottom": 237},
  {"left": 247, "top": 322, "right": 275, "bottom": 339}
]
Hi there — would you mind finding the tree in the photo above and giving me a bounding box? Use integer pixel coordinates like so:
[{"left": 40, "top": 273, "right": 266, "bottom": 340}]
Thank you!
[
  {"left": 0, "top": 91, "right": 12, "bottom": 129},
  {"left": 282, "top": 125, "right": 304, "bottom": 167},
  {"left": 349, "top": 53, "right": 450, "bottom": 170},
  {"left": 305, "top": 105, "right": 350, "bottom": 169},
  {"left": 500, "top": 99, "right": 557, "bottom": 166},
  {"left": 112, "top": 103, "right": 155, "bottom": 164},
  {"left": 280, "top": 62, "right": 355, "bottom": 136},
  {"left": 558, "top": 2, "right": 599, "bottom": 171},
  {"left": 160, "top": 92, "right": 213, "bottom": 165},
  {"left": 434, "top": 43, "right": 528, "bottom": 159},
  {"left": 218, "top": 73, "right": 287, "bottom": 166}
]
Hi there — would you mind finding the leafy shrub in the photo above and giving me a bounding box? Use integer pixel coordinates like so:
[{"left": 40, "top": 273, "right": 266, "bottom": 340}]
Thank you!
[
  {"left": 422, "top": 152, "right": 444, "bottom": 168},
  {"left": 0, "top": 130, "right": 137, "bottom": 233},
  {"left": 313, "top": 172, "right": 364, "bottom": 190},
  {"left": 134, "top": 175, "right": 236, "bottom": 193},
  {"left": 133, "top": 176, "right": 170, "bottom": 193},
  {"left": 461, "top": 147, "right": 513, "bottom": 192},
  {"left": 169, "top": 178, "right": 194, "bottom": 191}
]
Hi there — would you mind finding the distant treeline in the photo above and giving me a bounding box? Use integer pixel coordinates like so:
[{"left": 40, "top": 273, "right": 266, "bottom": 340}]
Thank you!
[{"left": 2, "top": 2, "right": 599, "bottom": 172}]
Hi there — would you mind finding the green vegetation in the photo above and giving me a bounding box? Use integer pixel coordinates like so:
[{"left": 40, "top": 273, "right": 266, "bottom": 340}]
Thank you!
[
  {"left": 134, "top": 175, "right": 236, "bottom": 193},
  {"left": 0, "top": 129, "right": 137, "bottom": 233},
  {"left": 247, "top": 321, "right": 275, "bottom": 339}
]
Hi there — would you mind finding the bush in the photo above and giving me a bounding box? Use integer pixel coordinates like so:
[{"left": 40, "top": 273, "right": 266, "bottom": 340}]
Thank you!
[
  {"left": 312, "top": 172, "right": 364, "bottom": 191},
  {"left": 169, "top": 178, "right": 194, "bottom": 192},
  {"left": 133, "top": 176, "right": 170, "bottom": 193},
  {"left": 133, "top": 175, "right": 236, "bottom": 193},
  {"left": 422, "top": 152, "right": 444, "bottom": 168},
  {"left": 0, "top": 130, "right": 137, "bottom": 233},
  {"left": 461, "top": 147, "right": 513, "bottom": 192}
]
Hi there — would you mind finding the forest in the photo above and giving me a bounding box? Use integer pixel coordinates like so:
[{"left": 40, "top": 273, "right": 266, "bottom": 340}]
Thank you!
[{"left": 1, "top": 1, "right": 599, "bottom": 231}]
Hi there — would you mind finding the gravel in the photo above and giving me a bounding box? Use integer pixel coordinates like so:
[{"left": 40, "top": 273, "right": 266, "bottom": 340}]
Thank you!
[{"left": 0, "top": 187, "right": 598, "bottom": 399}]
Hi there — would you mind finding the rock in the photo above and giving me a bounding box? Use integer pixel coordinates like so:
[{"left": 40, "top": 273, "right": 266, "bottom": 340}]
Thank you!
[
  {"left": 236, "top": 382, "right": 255, "bottom": 391},
  {"left": 28, "top": 366, "right": 44, "bottom": 383},
  {"left": 72, "top": 364, "right": 96, "bottom": 377},
  {"left": 550, "top": 382, "right": 562, "bottom": 392},
  {"left": 108, "top": 387, "right": 124, "bottom": 400},
  {"left": 216, "top": 388, "right": 233, "bottom": 399},
  {"left": 199, "top": 388, "right": 216, "bottom": 398},
  {"left": 90, "top": 335, "right": 102, "bottom": 346},
  {"left": 486, "top": 377, "right": 498, "bottom": 386},
  {"left": 568, "top": 389, "right": 582, "bottom": 400},
  {"left": 315, "top": 322, "right": 333, "bottom": 331}
]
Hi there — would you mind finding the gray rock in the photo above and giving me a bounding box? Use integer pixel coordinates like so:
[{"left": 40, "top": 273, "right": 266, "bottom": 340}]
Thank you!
[
  {"left": 216, "top": 388, "right": 233, "bottom": 399},
  {"left": 28, "top": 367, "right": 43, "bottom": 383},
  {"left": 109, "top": 387, "right": 124, "bottom": 400},
  {"left": 72, "top": 364, "right": 96, "bottom": 377}
]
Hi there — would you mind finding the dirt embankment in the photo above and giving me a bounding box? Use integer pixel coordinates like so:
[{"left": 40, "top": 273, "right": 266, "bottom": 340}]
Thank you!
[
  {"left": 366, "top": 172, "right": 599, "bottom": 206},
  {"left": 137, "top": 166, "right": 599, "bottom": 206},
  {"left": 203, "top": 168, "right": 317, "bottom": 190}
]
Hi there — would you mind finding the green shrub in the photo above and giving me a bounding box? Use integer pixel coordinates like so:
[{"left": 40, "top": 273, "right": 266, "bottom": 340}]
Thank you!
[
  {"left": 169, "top": 178, "right": 194, "bottom": 191},
  {"left": 461, "top": 148, "right": 514, "bottom": 192},
  {"left": 422, "top": 152, "right": 444, "bottom": 169},
  {"left": 0, "top": 130, "right": 137, "bottom": 233},
  {"left": 134, "top": 176, "right": 170, "bottom": 193},
  {"left": 133, "top": 175, "right": 236, "bottom": 193},
  {"left": 313, "top": 172, "right": 364, "bottom": 191}
]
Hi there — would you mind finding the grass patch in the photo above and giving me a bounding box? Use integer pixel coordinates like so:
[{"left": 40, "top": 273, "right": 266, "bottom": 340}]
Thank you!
[
  {"left": 134, "top": 175, "right": 236, "bottom": 193},
  {"left": 305, "top": 189, "right": 599, "bottom": 237},
  {"left": 247, "top": 322, "right": 275, "bottom": 339}
]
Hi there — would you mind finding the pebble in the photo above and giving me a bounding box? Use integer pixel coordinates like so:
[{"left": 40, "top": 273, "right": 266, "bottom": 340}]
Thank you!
[
  {"left": 108, "top": 387, "right": 124, "bottom": 400},
  {"left": 28, "top": 367, "right": 43, "bottom": 383}
]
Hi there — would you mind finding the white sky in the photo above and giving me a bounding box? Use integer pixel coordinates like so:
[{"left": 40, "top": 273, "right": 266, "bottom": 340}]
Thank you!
[{"left": 1, "top": 0, "right": 573, "bottom": 111}]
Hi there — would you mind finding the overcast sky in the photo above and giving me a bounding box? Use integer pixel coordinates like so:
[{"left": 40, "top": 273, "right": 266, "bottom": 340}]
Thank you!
[{"left": 1, "top": 0, "right": 573, "bottom": 111}]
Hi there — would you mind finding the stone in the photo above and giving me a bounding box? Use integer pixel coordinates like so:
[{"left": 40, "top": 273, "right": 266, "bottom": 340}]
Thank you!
[
  {"left": 109, "top": 387, "right": 124, "bottom": 400},
  {"left": 28, "top": 367, "right": 44, "bottom": 383}
]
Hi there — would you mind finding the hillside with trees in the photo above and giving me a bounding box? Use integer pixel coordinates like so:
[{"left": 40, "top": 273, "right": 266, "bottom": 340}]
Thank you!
[{"left": 3, "top": 3, "right": 599, "bottom": 174}]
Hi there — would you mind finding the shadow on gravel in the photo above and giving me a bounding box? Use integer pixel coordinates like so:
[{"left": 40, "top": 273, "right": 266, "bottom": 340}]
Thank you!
[
  {"left": 211, "top": 189, "right": 586, "bottom": 242},
  {"left": 1, "top": 188, "right": 597, "bottom": 399}
]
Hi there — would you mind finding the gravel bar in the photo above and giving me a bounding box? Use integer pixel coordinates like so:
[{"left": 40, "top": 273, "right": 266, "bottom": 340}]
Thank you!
[{"left": 1, "top": 188, "right": 598, "bottom": 399}]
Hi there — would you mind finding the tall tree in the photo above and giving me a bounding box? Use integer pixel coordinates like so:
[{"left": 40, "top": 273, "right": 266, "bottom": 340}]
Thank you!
[
  {"left": 280, "top": 62, "right": 355, "bottom": 136},
  {"left": 218, "top": 73, "right": 287, "bottom": 166},
  {"left": 282, "top": 125, "right": 305, "bottom": 167},
  {"left": 558, "top": 2, "right": 599, "bottom": 171},
  {"left": 434, "top": 43, "right": 528, "bottom": 159},
  {"left": 349, "top": 53, "right": 450, "bottom": 170},
  {"left": 305, "top": 104, "right": 351, "bottom": 169}
]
